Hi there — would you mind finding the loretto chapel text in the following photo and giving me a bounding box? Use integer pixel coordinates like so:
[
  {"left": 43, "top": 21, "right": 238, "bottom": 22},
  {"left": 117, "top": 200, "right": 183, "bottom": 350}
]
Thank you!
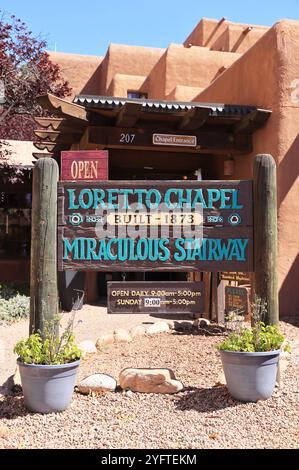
[{"left": 58, "top": 181, "right": 253, "bottom": 270}]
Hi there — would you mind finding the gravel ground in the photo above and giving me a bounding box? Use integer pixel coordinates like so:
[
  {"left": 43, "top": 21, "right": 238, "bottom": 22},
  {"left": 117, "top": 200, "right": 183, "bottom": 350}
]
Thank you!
[
  {"left": 0, "top": 320, "right": 298, "bottom": 449},
  {"left": 0, "top": 304, "right": 155, "bottom": 391}
]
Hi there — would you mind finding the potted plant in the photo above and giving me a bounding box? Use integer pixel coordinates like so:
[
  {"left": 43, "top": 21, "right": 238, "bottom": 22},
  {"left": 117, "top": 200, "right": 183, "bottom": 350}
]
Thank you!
[
  {"left": 216, "top": 301, "right": 289, "bottom": 402},
  {"left": 14, "top": 316, "right": 82, "bottom": 413}
]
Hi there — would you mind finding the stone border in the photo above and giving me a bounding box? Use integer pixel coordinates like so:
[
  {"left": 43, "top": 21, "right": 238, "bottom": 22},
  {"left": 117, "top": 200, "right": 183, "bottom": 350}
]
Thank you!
[{"left": 75, "top": 319, "right": 214, "bottom": 354}]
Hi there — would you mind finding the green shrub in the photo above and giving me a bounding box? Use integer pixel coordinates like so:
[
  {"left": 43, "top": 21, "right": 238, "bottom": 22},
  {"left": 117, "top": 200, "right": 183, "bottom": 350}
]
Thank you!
[
  {"left": 216, "top": 322, "right": 288, "bottom": 353},
  {"left": 14, "top": 315, "right": 82, "bottom": 365},
  {"left": 0, "top": 293, "right": 29, "bottom": 324}
]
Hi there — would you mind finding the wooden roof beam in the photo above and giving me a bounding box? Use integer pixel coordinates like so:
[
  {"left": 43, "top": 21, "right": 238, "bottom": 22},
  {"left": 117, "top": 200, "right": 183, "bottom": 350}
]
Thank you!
[
  {"left": 34, "top": 129, "right": 83, "bottom": 143},
  {"left": 88, "top": 125, "right": 252, "bottom": 155},
  {"left": 34, "top": 117, "right": 86, "bottom": 132},
  {"left": 116, "top": 102, "right": 143, "bottom": 127},
  {"left": 178, "top": 107, "right": 211, "bottom": 130},
  {"left": 33, "top": 142, "right": 58, "bottom": 152},
  {"left": 37, "top": 94, "right": 88, "bottom": 122},
  {"left": 233, "top": 109, "right": 272, "bottom": 134}
]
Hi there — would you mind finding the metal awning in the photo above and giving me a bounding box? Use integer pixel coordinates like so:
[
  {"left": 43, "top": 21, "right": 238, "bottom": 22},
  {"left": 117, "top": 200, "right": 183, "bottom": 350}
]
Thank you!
[
  {"left": 74, "top": 95, "right": 257, "bottom": 116},
  {"left": 33, "top": 94, "right": 272, "bottom": 159}
]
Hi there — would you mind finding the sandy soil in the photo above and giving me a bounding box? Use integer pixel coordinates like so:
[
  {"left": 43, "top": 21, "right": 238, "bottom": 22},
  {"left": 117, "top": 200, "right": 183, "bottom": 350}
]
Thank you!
[
  {"left": 0, "top": 304, "right": 156, "bottom": 391},
  {"left": 0, "top": 320, "right": 298, "bottom": 449}
]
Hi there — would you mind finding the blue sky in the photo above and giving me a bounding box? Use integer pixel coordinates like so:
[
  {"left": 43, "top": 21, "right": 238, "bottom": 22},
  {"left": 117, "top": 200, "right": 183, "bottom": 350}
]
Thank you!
[{"left": 1, "top": 0, "right": 299, "bottom": 56}]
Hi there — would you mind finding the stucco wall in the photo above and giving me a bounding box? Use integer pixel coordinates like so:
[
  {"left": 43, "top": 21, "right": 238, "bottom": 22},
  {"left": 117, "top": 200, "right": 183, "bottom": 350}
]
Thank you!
[
  {"left": 46, "top": 18, "right": 299, "bottom": 316},
  {"left": 107, "top": 74, "right": 147, "bottom": 97},
  {"left": 167, "top": 85, "right": 203, "bottom": 101},
  {"left": 48, "top": 51, "right": 103, "bottom": 98},
  {"left": 184, "top": 17, "right": 268, "bottom": 52},
  {"left": 145, "top": 44, "right": 240, "bottom": 99},
  {"left": 195, "top": 20, "right": 299, "bottom": 316},
  {"left": 99, "top": 44, "right": 165, "bottom": 94}
]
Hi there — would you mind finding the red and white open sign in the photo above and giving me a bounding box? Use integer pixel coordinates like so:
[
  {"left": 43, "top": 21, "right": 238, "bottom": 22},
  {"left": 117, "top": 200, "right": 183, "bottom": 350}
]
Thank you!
[{"left": 61, "top": 150, "right": 108, "bottom": 181}]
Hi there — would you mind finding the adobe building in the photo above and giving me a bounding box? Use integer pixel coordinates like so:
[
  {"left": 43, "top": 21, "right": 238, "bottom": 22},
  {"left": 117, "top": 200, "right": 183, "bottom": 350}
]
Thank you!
[{"left": 1, "top": 17, "right": 299, "bottom": 318}]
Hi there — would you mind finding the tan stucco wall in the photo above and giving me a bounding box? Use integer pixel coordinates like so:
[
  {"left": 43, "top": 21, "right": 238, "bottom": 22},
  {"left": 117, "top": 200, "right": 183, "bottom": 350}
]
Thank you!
[
  {"left": 195, "top": 20, "right": 299, "bottom": 316},
  {"left": 144, "top": 44, "right": 240, "bottom": 99},
  {"left": 184, "top": 18, "right": 268, "bottom": 52},
  {"left": 48, "top": 51, "right": 103, "bottom": 98},
  {"left": 48, "top": 18, "right": 268, "bottom": 102},
  {"left": 46, "top": 18, "right": 299, "bottom": 316},
  {"left": 167, "top": 85, "right": 204, "bottom": 101},
  {"left": 107, "top": 74, "right": 147, "bottom": 97},
  {"left": 98, "top": 44, "right": 165, "bottom": 94}
]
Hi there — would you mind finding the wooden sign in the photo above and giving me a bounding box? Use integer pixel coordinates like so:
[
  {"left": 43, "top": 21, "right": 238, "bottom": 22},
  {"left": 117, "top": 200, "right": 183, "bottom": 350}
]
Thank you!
[
  {"left": 153, "top": 134, "right": 197, "bottom": 147},
  {"left": 225, "top": 286, "right": 249, "bottom": 316},
  {"left": 220, "top": 271, "right": 251, "bottom": 283},
  {"left": 57, "top": 180, "right": 253, "bottom": 272},
  {"left": 107, "top": 281, "right": 204, "bottom": 314},
  {"left": 61, "top": 150, "right": 108, "bottom": 181}
]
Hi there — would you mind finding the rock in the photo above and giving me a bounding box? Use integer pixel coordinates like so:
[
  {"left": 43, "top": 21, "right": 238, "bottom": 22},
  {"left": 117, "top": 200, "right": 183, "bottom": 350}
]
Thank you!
[
  {"left": 200, "top": 318, "right": 210, "bottom": 327},
  {"left": 78, "top": 340, "right": 97, "bottom": 354},
  {"left": 146, "top": 322, "right": 170, "bottom": 335},
  {"left": 119, "top": 368, "right": 183, "bottom": 394},
  {"left": 174, "top": 321, "right": 193, "bottom": 331},
  {"left": 114, "top": 329, "right": 132, "bottom": 343},
  {"left": 96, "top": 334, "right": 115, "bottom": 349},
  {"left": 77, "top": 374, "right": 117, "bottom": 394},
  {"left": 130, "top": 325, "right": 146, "bottom": 338},
  {"left": 194, "top": 318, "right": 211, "bottom": 329},
  {"left": 166, "top": 320, "right": 175, "bottom": 330}
]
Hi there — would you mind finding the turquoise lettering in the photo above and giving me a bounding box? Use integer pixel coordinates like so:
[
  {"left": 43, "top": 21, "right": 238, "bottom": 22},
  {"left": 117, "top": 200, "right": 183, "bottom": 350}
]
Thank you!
[
  {"left": 63, "top": 238, "right": 79, "bottom": 260},
  {"left": 67, "top": 189, "right": 79, "bottom": 210}
]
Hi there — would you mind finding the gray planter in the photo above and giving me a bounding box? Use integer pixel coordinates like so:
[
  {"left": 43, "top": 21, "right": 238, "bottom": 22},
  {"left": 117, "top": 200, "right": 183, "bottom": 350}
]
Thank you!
[
  {"left": 219, "top": 350, "right": 280, "bottom": 402},
  {"left": 17, "top": 359, "right": 81, "bottom": 413}
]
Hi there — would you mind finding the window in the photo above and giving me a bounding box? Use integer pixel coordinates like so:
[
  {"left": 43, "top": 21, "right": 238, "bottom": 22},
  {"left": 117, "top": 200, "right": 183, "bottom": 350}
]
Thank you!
[{"left": 127, "top": 91, "right": 148, "bottom": 99}]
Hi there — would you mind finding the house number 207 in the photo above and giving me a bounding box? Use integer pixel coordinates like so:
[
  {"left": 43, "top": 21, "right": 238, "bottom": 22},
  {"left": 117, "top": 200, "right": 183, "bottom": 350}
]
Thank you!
[{"left": 119, "top": 133, "right": 136, "bottom": 143}]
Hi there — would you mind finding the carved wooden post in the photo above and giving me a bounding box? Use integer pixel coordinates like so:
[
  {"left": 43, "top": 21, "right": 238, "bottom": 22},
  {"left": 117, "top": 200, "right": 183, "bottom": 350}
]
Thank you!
[
  {"left": 30, "top": 158, "right": 59, "bottom": 336},
  {"left": 253, "top": 154, "right": 279, "bottom": 325}
]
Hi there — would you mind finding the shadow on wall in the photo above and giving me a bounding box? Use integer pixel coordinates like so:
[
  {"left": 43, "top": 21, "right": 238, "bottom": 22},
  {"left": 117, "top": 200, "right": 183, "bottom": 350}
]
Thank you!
[
  {"left": 277, "top": 134, "right": 299, "bottom": 319},
  {"left": 231, "top": 31, "right": 250, "bottom": 53},
  {"left": 79, "top": 64, "right": 103, "bottom": 96},
  {"left": 280, "top": 252, "right": 299, "bottom": 324},
  {"left": 278, "top": 133, "right": 299, "bottom": 206}
]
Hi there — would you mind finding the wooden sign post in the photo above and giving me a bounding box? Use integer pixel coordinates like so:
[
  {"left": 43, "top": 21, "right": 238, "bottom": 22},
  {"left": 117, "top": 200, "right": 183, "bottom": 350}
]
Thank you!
[
  {"left": 253, "top": 154, "right": 278, "bottom": 325},
  {"left": 29, "top": 153, "right": 278, "bottom": 327},
  {"left": 30, "top": 158, "right": 58, "bottom": 336}
]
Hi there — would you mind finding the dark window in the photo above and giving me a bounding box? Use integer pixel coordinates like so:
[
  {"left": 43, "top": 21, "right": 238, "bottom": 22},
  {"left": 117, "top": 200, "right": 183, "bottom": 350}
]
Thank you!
[
  {"left": 0, "top": 192, "right": 31, "bottom": 259},
  {"left": 127, "top": 91, "right": 148, "bottom": 99}
]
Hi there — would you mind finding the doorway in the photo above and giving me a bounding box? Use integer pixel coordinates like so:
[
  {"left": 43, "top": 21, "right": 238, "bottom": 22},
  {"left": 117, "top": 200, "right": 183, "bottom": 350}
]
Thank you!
[{"left": 95, "top": 148, "right": 203, "bottom": 302}]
